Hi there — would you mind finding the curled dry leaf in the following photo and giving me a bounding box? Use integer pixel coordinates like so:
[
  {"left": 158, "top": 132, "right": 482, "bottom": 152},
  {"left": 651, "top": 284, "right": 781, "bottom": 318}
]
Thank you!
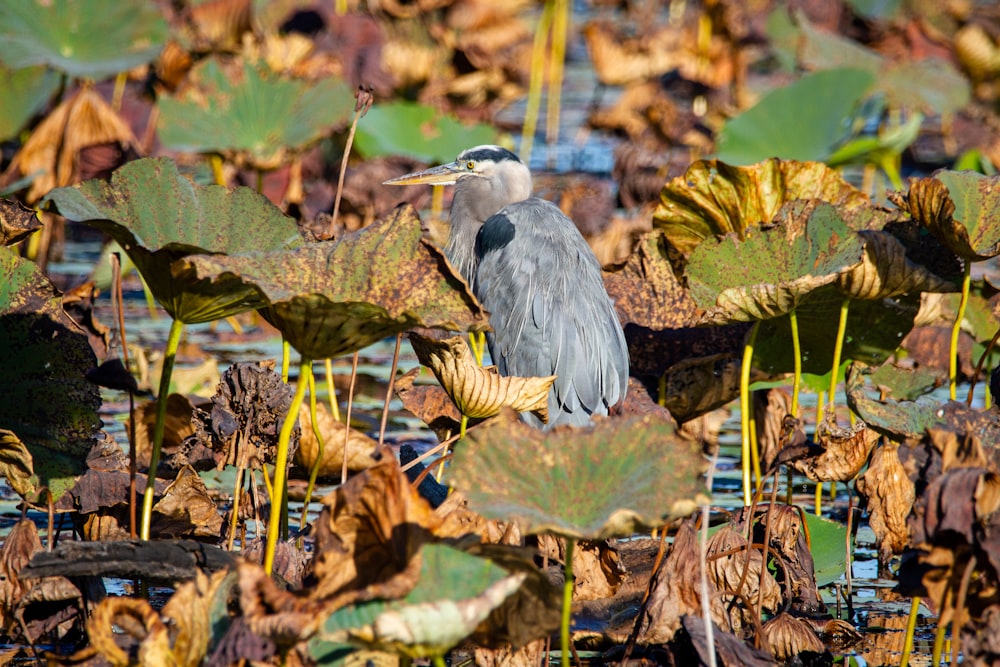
[
  {"left": 856, "top": 441, "right": 915, "bottom": 569},
  {"left": 408, "top": 332, "right": 554, "bottom": 422},
  {"left": 151, "top": 465, "right": 224, "bottom": 539},
  {"left": 394, "top": 367, "right": 464, "bottom": 439},
  {"left": 294, "top": 399, "right": 377, "bottom": 476},
  {"left": 87, "top": 596, "right": 168, "bottom": 667},
  {"left": 0, "top": 199, "right": 42, "bottom": 246},
  {"left": 705, "top": 525, "right": 781, "bottom": 631},
  {"left": 583, "top": 21, "right": 681, "bottom": 86},
  {"left": 130, "top": 393, "right": 200, "bottom": 470},
  {"left": 761, "top": 612, "right": 825, "bottom": 661},
  {"left": 838, "top": 229, "right": 956, "bottom": 299},
  {"left": 535, "top": 535, "right": 626, "bottom": 602},
  {"left": 791, "top": 415, "right": 880, "bottom": 483}
]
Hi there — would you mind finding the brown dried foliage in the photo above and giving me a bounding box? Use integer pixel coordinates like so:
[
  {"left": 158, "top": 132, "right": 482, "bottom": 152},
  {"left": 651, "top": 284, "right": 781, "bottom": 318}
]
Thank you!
[{"left": 856, "top": 441, "right": 915, "bottom": 568}]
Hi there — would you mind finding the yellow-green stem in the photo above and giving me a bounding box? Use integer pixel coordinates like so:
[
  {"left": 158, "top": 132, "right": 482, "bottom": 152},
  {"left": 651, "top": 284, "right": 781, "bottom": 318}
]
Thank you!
[
  {"left": 325, "top": 358, "right": 341, "bottom": 423},
  {"left": 561, "top": 537, "right": 576, "bottom": 667},
  {"left": 950, "top": 261, "right": 972, "bottom": 400},
  {"left": 265, "top": 357, "right": 310, "bottom": 575},
  {"left": 900, "top": 596, "right": 921, "bottom": 667},
  {"left": 227, "top": 468, "right": 243, "bottom": 551},
  {"left": 829, "top": 299, "right": 850, "bottom": 407},
  {"left": 521, "top": 0, "right": 555, "bottom": 165},
  {"left": 300, "top": 365, "right": 324, "bottom": 531},
  {"left": 740, "top": 321, "right": 760, "bottom": 506},
  {"left": 209, "top": 154, "right": 226, "bottom": 186},
  {"left": 140, "top": 318, "right": 184, "bottom": 540},
  {"left": 815, "top": 483, "right": 823, "bottom": 517},
  {"left": 281, "top": 339, "right": 291, "bottom": 383},
  {"left": 545, "top": 0, "right": 569, "bottom": 147},
  {"left": 431, "top": 185, "right": 445, "bottom": 225},
  {"left": 789, "top": 309, "right": 801, "bottom": 417},
  {"left": 432, "top": 655, "right": 446, "bottom": 667}
]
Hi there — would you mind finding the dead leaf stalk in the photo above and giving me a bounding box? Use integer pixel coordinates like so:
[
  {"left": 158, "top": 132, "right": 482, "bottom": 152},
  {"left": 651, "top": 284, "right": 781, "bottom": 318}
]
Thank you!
[{"left": 341, "top": 351, "right": 360, "bottom": 485}]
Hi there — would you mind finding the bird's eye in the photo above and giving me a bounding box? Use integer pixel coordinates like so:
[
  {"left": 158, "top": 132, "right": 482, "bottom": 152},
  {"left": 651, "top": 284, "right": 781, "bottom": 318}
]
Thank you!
[{"left": 466, "top": 161, "right": 475, "bottom": 170}]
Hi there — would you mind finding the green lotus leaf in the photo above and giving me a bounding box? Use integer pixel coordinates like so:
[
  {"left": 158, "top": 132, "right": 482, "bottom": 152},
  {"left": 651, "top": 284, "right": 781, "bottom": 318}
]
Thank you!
[
  {"left": 0, "top": 64, "right": 60, "bottom": 142},
  {"left": 354, "top": 101, "right": 498, "bottom": 163},
  {"left": 686, "top": 200, "right": 866, "bottom": 323},
  {"left": 846, "top": 363, "right": 944, "bottom": 439},
  {"left": 0, "top": 0, "right": 168, "bottom": 81},
  {"left": 0, "top": 246, "right": 99, "bottom": 502},
  {"left": 896, "top": 171, "right": 1000, "bottom": 261},
  {"left": 158, "top": 58, "right": 354, "bottom": 170},
  {"left": 449, "top": 411, "right": 706, "bottom": 540},
  {"left": 44, "top": 157, "right": 303, "bottom": 324},
  {"left": 186, "top": 205, "right": 488, "bottom": 359},
  {"left": 866, "top": 363, "right": 940, "bottom": 402},
  {"left": 715, "top": 68, "right": 875, "bottom": 165},
  {"left": 654, "top": 158, "right": 870, "bottom": 258},
  {"left": 309, "top": 543, "right": 526, "bottom": 662}
]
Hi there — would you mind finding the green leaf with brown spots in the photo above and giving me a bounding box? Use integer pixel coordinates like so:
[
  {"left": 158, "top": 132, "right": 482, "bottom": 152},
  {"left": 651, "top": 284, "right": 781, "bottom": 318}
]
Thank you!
[
  {"left": 43, "top": 157, "right": 303, "bottom": 324},
  {"left": 449, "top": 410, "right": 706, "bottom": 540},
  {"left": 187, "top": 205, "right": 488, "bottom": 359},
  {"left": 0, "top": 246, "right": 99, "bottom": 502}
]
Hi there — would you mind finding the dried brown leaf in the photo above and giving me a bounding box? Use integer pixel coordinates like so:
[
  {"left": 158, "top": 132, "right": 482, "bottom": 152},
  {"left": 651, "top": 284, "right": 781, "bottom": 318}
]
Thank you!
[
  {"left": 0, "top": 431, "right": 36, "bottom": 500},
  {"left": 0, "top": 200, "right": 41, "bottom": 246},
  {"left": 151, "top": 465, "right": 224, "bottom": 539},
  {"left": 160, "top": 570, "right": 234, "bottom": 667},
  {"left": 87, "top": 596, "right": 168, "bottom": 667},
  {"left": 536, "top": 535, "right": 626, "bottom": 602},
  {"left": 761, "top": 612, "right": 825, "bottom": 660},
  {"left": 130, "top": 393, "right": 199, "bottom": 470},
  {"left": 394, "top": 367, "right": 463, "bottom": 439},
  {"left": 294, "top": 400, "right": 377, "bottom": 476},
  {"left": 791, "top": 416, "right": 880, "bottom": 482},
  {"left": 583, "top": 21, "right": 682, "bottom": 86},
  {"left": 408, "top": 333, "right": 554, "bottom": 422},
  {"left": 856, "top": 441, "right": 915, "bottom": 567},
  {"left": 706, "top": 525, "right": 781, "bottom": 631}
]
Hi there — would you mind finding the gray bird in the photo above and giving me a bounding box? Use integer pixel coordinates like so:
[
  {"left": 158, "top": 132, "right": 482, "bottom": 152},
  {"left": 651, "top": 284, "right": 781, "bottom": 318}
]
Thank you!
[{"left": 385, "top": 145, "right": 628, "bottom": 428}]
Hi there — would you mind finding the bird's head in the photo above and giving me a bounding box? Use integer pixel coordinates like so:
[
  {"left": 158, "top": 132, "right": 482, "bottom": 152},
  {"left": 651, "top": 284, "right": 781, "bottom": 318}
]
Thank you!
[{"left": 383, "top": 145, "right": 532, "bottom": 203}]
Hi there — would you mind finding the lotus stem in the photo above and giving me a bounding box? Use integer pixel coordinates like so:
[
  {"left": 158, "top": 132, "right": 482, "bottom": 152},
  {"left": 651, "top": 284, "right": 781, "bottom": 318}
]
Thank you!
[
  {"left": 521, "top": 0, "right": 555, "bottom": 165},
  {"left": 209, "top": 154, "right": 226, "bottom": 186},
  {"left": 140, "top": 276, "right": 158, "bottom": 321},
  {"left": 431, "top": 185, "right": 445, "bottom": 225},
  {"left": 829, "top": 298, "right": 850, "bottom": 410},
  {"left": 111, "top": 253, "right": 138, "bottom": 539},
  {"left": 950, "top": 261, "right": 972, "bottom": 400},
  {"left": 378, "top": 335, "right": 403, "bottom": 446},
  {"left": 748, "top": 403, "right": 761, "bottom": 493},
  {"left": 432, "top": 656, "right": 446, "bottom": 667},
  {"left": 227, "top": 466, "right": 244, "bottom": 551},
  {"left": 814, "top": 483, "right": 823, "bottom": 517},
  {"left": 967, "top": 326, "right": 1000, "bottom": 407},
  {"left": 335, "top": 0, "right": 347, "bottom": 15},
  {"left": 545, "top": 0, "right": 570, "bottom": 151},
  {"left": 111, "top": 72, "right": 127, "bottom": 112},
  {"left": 300, "top": 365, "right": 323, "bottom": 531},
  {"left": 332, "top": 87, "right": 372, "bottom": 232},
  {"left": 561, "top": 537, "right": 576, "bottom": 667},
  {"left": 931, "top": 587, "right": 951, "bottom": 667},
  {"left": 789, "top": 309, "right": 801, "bottom": 417},
  {"left": 281, "top": 339, "right": 290, "bottom": 383},
  {"left": 740, "top": 321, "right": 760, "bottom": 506},
  {"left": 140, "top": 317, "right": 185, "bottom": 540},
  {"left": 341, "top": 351, "right": 360, "bottom": 485},
  {"left": 265, "top": 357, "right": 310, "bottom": 575},
  {"left": 325, "top": 358, "right": 341, "bottom": 423},
  {"left": 900, "top": 596, "right": 921, "bottom": 667}
]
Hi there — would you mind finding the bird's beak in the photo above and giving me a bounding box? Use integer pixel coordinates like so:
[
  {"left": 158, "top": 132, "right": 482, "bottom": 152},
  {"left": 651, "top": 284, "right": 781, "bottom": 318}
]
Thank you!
[{"left": 383, "top": 162, "right": 461, "bottom": 186}]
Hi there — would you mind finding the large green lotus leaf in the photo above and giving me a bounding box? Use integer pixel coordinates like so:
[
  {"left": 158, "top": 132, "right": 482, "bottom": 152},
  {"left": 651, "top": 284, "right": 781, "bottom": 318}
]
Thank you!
[
  {"left": 0, "top": 246, "right": 99, "bottom": 502},
  {"left": 308, "top": 542, "right": 525, "bottom": 662},
  {"left": 753, "top": 285, "right": 921, "bottom": 375},
  {"left": 715, "top": 68, "right": 875, "bottom": 165},
  {"left": 654, "top": 158, "right": 870, "bottom": 258},
  {"left": 846, "top": 364, "right": 944, "bottom": 439},
  {"left": 354, "top": 101, "right": 498, "bottom": 163},
  {"left": 0, "top": 64, "right": 60, "bottom": 142},
  {"left": 896, "top": 171, "right": 1000, "bottom": 261},
  {"left": 187, "top": 205, "right": 488, "bottom": 359},
  {"left": 0, "top": 0, "right": 168, "bottom": 81},
  {"left": 158, "top": 58, "right": 354, "bottom": 170},
  {"left": 44, "top": 157, "right": 302, "bottom": 324},
  {"left": 686, "top": 201, "right": 866, "bottom": 323},
  {"left": 449, "top": 411, "right": 706, "bottom": 540}
]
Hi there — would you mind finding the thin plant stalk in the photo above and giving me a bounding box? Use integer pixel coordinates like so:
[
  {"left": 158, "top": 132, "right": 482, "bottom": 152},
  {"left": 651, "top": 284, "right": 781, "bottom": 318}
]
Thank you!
[
  {"left": 111, "top": 253, "right": 138, "bottom": 538},
  {"left": 140, "top": 317, "right": 184, "bottom": 540},
  {"left": 377, "top": 335, "right": 403, "bottom": 446},
  {"left": 299, "top": 367, "right": 325, "bottom": 531},
  {"left": 561, "top": 537, "right": 576, "bottom": 667},
  {"left": 950, "top": 261, "right": 972, "bottom": 400},
  {"left": 829, "top": 298, "right": 851, "bottom": 408},
  {"left": 931, "top": 586, "right": 952, "bottom": 667},
  {"left": 900, "top": 596, "right": 921, "bottom": 667},
  {"left": 324, "top": 358, "right": 341, "bottom": 422},
  {"left": 967, "top": 326, "right": 1000, "bottom": 407},
  {"left": 739, "top": 321, "right": 761, "bottom": 506},
  {"left": 281, "top": 339, "right": 291, "bottom": 383},
  {"left": 814, "top": 393, "right": 825, "bottom": 516},
  {"left": 331, "top": 87, "right": 373, "bottom": 232},
  {"left": 545, "top": 0, "right": 570, "bottom": 149},
  {"left": 748, "top": 404, "right": 761, "bottom": 493},
  {"left": 341, "top": 351, "right": 360, "bottom": 485},
  {"left": 209, "top": 154, "right": 226, "bottom": 186},
  {"left": 227, "top": 465, "right": 244, "bottom": 551},
  {"left": 521, "top": 0, "right": 555, "bottom": 165},
  {"left": 789, "top": 309, "right": 802, "bottom": 417},
  {"left": 264, "top": 357, "right": 311, "bottom": 575},
  {"left": 431, "top": 185, "right": 445, "bottom": 225},
  {"left": 699, "top": 448, "right": 720, "bottom": 667}
]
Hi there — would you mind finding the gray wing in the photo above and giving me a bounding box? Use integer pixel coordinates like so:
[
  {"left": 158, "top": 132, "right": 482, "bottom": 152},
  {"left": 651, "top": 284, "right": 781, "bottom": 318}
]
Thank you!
[{"left": 473, "top": 198, "right": 628, "bottom": 428}]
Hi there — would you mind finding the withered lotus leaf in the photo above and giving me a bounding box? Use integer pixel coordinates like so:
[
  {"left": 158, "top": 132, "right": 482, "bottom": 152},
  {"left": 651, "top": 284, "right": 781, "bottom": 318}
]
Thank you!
[
  {"left": 150, "top": 465, "right": 224, "bottom": 539},
  {"left": 295, "top": 400, "right": 377, "bottom": 476},
  {"left": 0, "top": 199, "right": 42, "bottom": 246},
  {"left": 892, "top": 171, "right": 1000, "bottom": 261},
  {"left": 408, "top": 332, "right": 553, "bottom": 422},
  {"left": 856, "top": 441, "right": 915, "bottom": 567},
  {"left": 187, "top": 205, "right": 488, "bottom": 359},
  {"left": 761, "top": 612, "right": 825, "bottom": 660},
  {"left": 790, "top": 415, "right": 880, "bottom": 483},
  {"left": 705, "top": 525, "right": 782, "bottom": 631},
  {"left": 393, "top": 368, "right": 464, "bottom": 439},
  {"left": 846, "top": 363, "right": 944, "bottom": 440},
  {"left": 838, "top": 229, "right": 955, "bottom": 299},
  {"left": 44, "top": 157, "right": 303, "bottom": 324},
  {"left": 130, "top": 393, "right": 200, "bottom": 470},
  {"left": 450, "top": 410, "right": 706, "bottom": 540},
  {"left": 654, "top": 158, "right": 869, "bottom": 258}
]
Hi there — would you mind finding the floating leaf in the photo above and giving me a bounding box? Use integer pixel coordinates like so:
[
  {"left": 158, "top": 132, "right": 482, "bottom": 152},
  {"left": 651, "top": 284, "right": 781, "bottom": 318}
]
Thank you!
[
  {"left": 0, "top": 64, "right": 60, "bottom": 142},
  {"left": 654, "top": 158, "right": 869, "bottom": 258},
  {"left": 0, "top": 0, "right": 168, "bottom": 81},
  {"left": 0, "top": 246, "right": 99, "bottom": 502},
  {"left": 846, "top": 363, "right": 945, "bottom": 439},
  {"left": 716, "top": 68, "right": 875, "bottom": 165},
  {"left": 44, "top": 157, "right": 303, "bottom": 324},
  {"left": 158, "top": 58, "right": 354, "bottom": 171},
  {"left": 187, "top": 205, "right": 487, "bottom": 359},
  {"left": 408, "top": 333, "right": 554, "bottom": 422},
  {"left": 450, "top": 411, "right": 705, "bottom": 540},
  {"left": 354, "top": 101, "right": 498, "bottom": 163},
  {"left": 602, "top": 231, "right": 696, "bottom": 329}
]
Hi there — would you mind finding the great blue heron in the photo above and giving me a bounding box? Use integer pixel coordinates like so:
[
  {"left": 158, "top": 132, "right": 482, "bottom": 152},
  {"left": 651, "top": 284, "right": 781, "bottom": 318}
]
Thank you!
[{"left": 385, "top": 145, "right": 628, "bottom": 428}]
